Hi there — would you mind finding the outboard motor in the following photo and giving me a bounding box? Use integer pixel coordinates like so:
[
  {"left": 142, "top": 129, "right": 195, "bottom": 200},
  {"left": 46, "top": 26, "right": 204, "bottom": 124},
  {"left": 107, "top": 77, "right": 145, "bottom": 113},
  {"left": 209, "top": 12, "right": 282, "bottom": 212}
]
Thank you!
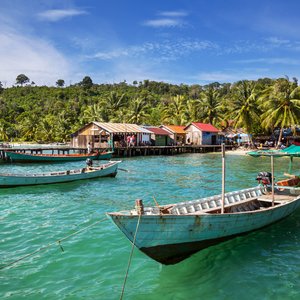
[
  {"left": 256, "top": 171, "right": 272, "bottom": 185},
  {"left": 86, "top": 158, "right": 93, "bottom": 167}
]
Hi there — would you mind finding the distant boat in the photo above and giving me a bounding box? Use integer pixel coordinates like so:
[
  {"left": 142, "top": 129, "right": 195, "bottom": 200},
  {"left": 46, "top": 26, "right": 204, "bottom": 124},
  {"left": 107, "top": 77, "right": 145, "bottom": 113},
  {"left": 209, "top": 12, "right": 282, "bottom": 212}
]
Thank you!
[
  {"left": 107, "top": 145, "right": 300, "bottom": 265},
  {"left": 3, "top": 150, "right": 113, "bottom": 162},
  {"left": 0, "top": 160, "right": 121, "bottom": 187}
]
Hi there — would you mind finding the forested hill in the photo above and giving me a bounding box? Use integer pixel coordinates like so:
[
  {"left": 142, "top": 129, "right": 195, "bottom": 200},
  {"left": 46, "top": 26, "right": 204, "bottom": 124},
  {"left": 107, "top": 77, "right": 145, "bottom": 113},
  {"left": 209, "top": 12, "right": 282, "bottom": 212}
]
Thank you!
[{"left": 0, "top": 77, "right": 300, "bottom": 143}]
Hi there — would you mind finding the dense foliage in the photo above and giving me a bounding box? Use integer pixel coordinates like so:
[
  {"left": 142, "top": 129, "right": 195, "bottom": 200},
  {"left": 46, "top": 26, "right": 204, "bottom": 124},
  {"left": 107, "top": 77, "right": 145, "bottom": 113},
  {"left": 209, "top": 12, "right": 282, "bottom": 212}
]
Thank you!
[{"left": 0, "top": 76, "right": 300, "bottom": 144}]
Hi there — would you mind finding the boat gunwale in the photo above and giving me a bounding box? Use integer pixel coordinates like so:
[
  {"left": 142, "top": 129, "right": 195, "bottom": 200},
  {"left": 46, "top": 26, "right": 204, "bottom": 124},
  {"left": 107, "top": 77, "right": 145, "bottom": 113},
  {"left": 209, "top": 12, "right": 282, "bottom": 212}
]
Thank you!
[
  {"left": 107, "top": 190, "right": 300, "bottom": 217},
  {"left": 0, "top": 160, "right": 121, "bottom": 178}
]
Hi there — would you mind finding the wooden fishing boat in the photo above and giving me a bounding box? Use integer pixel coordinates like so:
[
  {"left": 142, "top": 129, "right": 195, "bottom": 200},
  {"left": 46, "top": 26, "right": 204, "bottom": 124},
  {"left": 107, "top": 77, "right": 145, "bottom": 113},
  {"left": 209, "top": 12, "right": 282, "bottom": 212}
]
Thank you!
[
  {"left": 0, "top": 160, "right": 120, "bottom": 187},
  {"left": 107, "top": 146, "right": 300, "bottom": 265},
  {"left": 3, "top": 150, "right": 113, "bottom": 162}
]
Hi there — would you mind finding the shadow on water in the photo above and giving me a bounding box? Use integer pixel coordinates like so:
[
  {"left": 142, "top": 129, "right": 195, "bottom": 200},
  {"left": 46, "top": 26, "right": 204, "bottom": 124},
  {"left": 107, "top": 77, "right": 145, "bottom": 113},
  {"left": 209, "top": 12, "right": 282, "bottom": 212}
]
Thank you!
[{"left": 138, "top": 209, "right": 300, "bottom": 300}]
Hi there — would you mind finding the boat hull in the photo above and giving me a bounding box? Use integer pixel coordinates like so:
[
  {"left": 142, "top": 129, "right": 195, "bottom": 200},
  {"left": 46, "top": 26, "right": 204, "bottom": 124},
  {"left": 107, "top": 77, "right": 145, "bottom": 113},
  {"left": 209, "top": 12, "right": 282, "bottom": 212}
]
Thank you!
[
  {"left": 0, "top": 161, "right": 119, "bottom": 187},
  {"left": 108, "top": 197, "right": 300, "bottom": 265},
  {"left": 3, "top": 151, "right": 113, "bottom": 162}
]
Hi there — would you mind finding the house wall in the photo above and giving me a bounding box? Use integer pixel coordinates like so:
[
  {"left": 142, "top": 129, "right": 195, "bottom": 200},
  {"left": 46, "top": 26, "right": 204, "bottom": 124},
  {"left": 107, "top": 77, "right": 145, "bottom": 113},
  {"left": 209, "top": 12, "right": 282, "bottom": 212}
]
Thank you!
[
  {"left": 71, "top": 123, "right": 152, "bottom": 148},
  {"left": 140, "top": 133, "right": 151, "bottom": 144},
  {"left": 185, "top": 125, "right": 202, "bottom": 145},
  {"left": 185, "top": 124, "right": 219, "bottom": 145},
  {"left": 202, "top": 132, "right": 213, "bottom": 145},
  {"left": 71, "top": 123, "right": 102, "bottom": 149},
  {"left": 157, "top": 135, "right": 168, "bottom": 146}
]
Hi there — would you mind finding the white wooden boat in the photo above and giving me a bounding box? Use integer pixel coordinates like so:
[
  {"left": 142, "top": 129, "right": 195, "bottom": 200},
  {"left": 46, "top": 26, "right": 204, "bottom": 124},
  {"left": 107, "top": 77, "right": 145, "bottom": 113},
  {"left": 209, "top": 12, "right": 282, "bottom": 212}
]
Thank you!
[
  {"left": 0, "top": 161, "right": 121, "bottom": 187},
  {"left": 107, "top": 146, "right": 300, "bottom": 265}
]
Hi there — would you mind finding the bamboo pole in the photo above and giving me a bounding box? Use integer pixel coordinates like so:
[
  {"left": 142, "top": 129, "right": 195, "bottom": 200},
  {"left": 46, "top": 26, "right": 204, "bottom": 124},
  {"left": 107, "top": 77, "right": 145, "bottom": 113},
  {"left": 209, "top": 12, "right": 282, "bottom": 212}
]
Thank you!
[{"left": 221, "top": 143, "right": 225, "bottom": 214}]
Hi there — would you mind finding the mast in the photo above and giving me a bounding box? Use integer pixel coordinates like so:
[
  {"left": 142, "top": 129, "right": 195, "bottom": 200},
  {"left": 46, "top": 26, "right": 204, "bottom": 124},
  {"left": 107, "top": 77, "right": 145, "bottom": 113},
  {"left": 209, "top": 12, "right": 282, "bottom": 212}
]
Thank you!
[
  {"left": 271, "top": 155, "right": 275, "bottom": 206},
  {"left": 221, "top": 143, "right": 225, "bottom": 214}
]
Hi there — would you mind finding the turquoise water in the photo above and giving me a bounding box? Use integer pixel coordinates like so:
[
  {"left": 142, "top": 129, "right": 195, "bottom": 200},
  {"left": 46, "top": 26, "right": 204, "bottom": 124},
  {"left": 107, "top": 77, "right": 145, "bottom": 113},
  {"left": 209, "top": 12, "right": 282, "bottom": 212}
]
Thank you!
[{"left": 1, "top": 153, "right": 300, "bottom": 300}]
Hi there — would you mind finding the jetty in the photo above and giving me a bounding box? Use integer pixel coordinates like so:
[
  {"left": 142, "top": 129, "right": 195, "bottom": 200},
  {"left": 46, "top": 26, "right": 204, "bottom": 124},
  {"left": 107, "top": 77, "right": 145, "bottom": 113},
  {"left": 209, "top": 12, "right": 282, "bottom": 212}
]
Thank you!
[{"left": 0, "top": 145, "right": 234, "bottom": 161}]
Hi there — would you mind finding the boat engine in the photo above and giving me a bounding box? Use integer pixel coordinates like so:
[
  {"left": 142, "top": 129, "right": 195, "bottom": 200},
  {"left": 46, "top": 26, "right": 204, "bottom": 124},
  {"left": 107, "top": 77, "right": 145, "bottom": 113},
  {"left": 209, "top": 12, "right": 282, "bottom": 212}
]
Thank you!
[
  {"left": 256, "top": 171, "right": 272, "bottom": 185},
  {"left": 86, "top": 158, "right": 93, "bottom": 167}
]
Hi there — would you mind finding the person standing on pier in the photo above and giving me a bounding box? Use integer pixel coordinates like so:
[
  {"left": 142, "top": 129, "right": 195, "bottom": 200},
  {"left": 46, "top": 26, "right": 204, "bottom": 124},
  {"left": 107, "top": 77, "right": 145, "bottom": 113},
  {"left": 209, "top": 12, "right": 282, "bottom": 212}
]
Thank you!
[{"left": 87, "top": 142, "right": 92, "bottom": 153}]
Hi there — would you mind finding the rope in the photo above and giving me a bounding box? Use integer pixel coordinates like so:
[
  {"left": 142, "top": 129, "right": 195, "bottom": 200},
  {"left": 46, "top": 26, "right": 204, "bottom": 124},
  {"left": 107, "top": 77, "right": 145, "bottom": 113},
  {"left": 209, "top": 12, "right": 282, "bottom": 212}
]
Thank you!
[
  {"left": 0, "top": 217, "right": 108, "bottom": 270},
  {"left": 119, "top": 214, "right": 142, "bottom": 300}
]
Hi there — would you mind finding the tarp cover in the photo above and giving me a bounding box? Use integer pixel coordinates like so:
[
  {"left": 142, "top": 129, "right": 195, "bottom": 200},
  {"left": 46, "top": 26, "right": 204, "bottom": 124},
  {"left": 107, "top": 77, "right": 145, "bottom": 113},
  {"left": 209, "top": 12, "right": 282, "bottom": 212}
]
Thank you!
[{"left": 247, "top": 145, "right": 300, "bottom": 157}]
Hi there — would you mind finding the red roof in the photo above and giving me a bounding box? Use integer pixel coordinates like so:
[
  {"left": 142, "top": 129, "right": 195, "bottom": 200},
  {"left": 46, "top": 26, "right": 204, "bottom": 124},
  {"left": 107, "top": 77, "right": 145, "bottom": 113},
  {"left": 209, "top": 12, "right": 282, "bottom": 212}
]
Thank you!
[
  {"left": 146, "top": 127, "right": 170, "bottom": 135},
  {"left": 186, "top": 123, "right": 219, "bottom": 133}
]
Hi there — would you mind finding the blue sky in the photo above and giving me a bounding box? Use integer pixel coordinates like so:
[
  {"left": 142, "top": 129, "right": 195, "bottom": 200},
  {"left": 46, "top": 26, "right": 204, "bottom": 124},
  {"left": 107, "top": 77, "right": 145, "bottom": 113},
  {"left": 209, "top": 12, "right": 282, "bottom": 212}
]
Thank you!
[{"left": 1, "top": 0, "right": 300, "bottom": 87}]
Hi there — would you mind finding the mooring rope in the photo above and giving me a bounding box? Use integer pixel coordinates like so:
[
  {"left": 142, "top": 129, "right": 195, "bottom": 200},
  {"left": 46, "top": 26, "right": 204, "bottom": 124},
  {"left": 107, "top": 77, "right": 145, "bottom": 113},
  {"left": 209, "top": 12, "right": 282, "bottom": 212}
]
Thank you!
[
  {"left": 120, "top": 214, "right": 142, "bottom": 300},
  {"left": 0, "top": 217, "right": 108, "bottom": 270}
]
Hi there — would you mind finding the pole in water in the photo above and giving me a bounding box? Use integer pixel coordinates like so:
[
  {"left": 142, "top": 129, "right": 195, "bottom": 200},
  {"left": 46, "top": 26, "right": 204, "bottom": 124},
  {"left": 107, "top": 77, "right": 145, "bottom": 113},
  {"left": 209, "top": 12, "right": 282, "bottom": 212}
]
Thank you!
[{"left": 221, "top": 143, "right": 226, "bottom": 214}]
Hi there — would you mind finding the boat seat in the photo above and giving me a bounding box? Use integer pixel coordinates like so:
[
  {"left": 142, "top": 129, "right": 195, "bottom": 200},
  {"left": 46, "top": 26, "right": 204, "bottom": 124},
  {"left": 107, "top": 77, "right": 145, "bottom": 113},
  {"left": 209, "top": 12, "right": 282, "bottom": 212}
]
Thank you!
[{"left": 169, "top": 187, "right": 265, "bottom": 215}]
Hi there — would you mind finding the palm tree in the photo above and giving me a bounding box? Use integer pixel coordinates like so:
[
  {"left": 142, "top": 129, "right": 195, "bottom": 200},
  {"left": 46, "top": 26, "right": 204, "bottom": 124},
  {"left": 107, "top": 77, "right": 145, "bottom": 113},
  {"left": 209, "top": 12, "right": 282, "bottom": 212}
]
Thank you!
[
  {"left": 196, "top": 86, "right": 222, "bottom": 125},
  {"left": 103, "top": 92, "right": 127, "bottom": 115},
  {"left": 80, "top": 103, "right": 105, "bottom": 124},
  {"left": 161, "top": 95, "right": 187, "bottom": 125},
  {"left": 0, "top": 120, "right": 8, "bottom": 141},
  {"left": 259, "top": 78, "right": 300, "bottom": 147},
  {"left": 127, "top": 97, "right": 150, "bottom": 124},
  {"left": 16, "top": 113, "right": 38, "bottom": 141},
  {"left": 226, "top": 80, "right": 261, "bottom": 146}
]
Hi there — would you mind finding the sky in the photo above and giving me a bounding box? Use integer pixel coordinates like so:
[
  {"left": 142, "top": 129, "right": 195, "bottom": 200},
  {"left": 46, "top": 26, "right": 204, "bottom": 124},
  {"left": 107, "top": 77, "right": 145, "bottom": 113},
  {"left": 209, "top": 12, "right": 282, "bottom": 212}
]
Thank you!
[{"left": 1, "top": 0, "right": 300, "bottom": 87}]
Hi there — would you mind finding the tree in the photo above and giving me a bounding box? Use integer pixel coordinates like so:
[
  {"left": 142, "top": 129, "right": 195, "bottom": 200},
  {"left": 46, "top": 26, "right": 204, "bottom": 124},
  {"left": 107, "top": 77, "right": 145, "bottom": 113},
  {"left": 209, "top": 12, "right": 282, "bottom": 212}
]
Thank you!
[
  {"left": 80, "top": 103, "right": 105, "bottom": 124},
  {"left": 80, "top": 76, "right": 93, "bottom": 89},
  {"left": 127, "top": 97, "right": 150, "bottom": 124},
  {"left": 196, "top": 85, "right": 222, "bottom": 125},
  {"left": 103, "top": 91, "right": 127, "bottom": 121},
  {"left": 0, "top": 119, "right": 9, "bottom": 141},
  {"left": 0, "top": 81, "right": 3, "bottom": 93},
  {"left": 16, "top": 74, "right": 30, "bottom": 86},
  {"left": 260, "top": 78, "right": 300, "bottom": 147},
  {"left": 162, "top": 95, "right": 187, "bottom": 125},
  {"left": 226, "top": 80, "right": 261, "bottom": 146},
  {"left": 56, "top": 79, "right": 65, "bottom": 87}
]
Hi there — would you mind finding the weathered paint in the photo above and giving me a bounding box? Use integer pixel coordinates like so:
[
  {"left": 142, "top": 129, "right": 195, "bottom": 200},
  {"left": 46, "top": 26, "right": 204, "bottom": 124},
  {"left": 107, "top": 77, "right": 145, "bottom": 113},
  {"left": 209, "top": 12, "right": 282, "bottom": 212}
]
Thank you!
[
  {"left": 0, "top": 161, "right": 120, "bottom": 187},
  {"left": 4, "top": 151, "right": 113, "bottom": 162},
  {"left": 108, "top": 189, "right": 300, "bottom": 265}
]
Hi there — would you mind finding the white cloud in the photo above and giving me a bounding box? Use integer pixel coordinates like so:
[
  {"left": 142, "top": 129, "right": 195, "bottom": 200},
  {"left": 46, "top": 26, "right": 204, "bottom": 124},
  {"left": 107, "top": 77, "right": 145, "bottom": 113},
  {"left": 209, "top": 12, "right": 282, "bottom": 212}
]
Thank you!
[
  {"left": 0, "top": 30, "right": 72, "bottom": 86},
  {"left": 265, "top": 37, "right": 291, "bottom": 46},
  {"left": 234, "top": 57, "right": 300, "bottom": 65},
  {"left": 37, "top": 9, "right": 87, "bottom": 22},
  {"left": 143, "top": 18, "right": 185, "bottom": 28},
  {"left": 88, "top": 39, "right": 217, "bottom": 62},
  {"left": 158, "top": 11, "right": 188, "bottom": 17},
  {"left": 193, "top": 69, "right": 270, "bottom": 84},
  {"left": 143, "top": 10, "right": 188, "bottom": 28}
]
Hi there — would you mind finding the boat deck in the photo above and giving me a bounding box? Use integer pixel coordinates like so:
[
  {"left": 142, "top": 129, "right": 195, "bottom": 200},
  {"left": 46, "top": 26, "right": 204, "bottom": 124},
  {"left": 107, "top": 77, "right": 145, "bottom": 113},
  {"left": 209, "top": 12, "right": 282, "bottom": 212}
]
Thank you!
[{"left": 257, "top": 193, "right": 296, "bottom": 202}]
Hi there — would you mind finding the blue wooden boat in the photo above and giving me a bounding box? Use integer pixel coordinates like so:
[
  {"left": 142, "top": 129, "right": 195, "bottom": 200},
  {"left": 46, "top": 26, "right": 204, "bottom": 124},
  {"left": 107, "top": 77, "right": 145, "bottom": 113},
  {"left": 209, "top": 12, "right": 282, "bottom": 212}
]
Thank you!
[
  {"left": 0, "top": 160, "right": 120, "bottom": 187},
  {"left": 3, "top": 150, "right": 113, "bottom": 162},
  {"left": 107, "top": 146, "right": 300, "bottom": 265}
]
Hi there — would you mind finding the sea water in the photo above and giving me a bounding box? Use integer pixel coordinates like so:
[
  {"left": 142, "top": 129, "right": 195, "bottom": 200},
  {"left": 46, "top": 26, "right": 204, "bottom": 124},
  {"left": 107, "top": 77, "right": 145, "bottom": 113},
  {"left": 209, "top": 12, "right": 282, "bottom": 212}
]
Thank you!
[{"left": 1, "top": 153, "right": 300, "bottom": 300}]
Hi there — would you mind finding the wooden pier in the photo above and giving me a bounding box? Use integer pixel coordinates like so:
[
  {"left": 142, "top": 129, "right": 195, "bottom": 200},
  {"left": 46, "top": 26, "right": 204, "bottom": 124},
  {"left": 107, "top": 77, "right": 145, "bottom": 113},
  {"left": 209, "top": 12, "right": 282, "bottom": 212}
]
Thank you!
[{"left": 0, "top": 145, "right": 233, "bottom": 161}]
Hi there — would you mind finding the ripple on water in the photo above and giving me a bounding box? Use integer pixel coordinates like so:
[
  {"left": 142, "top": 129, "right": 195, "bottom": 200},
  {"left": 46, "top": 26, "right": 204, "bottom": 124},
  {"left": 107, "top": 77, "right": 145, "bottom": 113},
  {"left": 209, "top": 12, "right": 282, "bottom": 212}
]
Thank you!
[{"left": 1, "top": 154, "right": 300, "bottom": 299}]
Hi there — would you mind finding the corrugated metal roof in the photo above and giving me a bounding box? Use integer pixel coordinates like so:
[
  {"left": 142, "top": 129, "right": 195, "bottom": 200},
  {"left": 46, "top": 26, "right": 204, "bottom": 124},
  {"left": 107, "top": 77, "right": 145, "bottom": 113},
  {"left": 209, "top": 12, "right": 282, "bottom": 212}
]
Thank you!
[
  {"left": 146, "top": 127, "right": 170, "bottom": 135},
  {"left": 93, "top": 122, "right": 152, "bottom": 134},
  {"left": 186, "top": 122, "right": 219, "bottom": 133},
  {"left": 161, "top": 125, "right": 186, "bottom": 134}
]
